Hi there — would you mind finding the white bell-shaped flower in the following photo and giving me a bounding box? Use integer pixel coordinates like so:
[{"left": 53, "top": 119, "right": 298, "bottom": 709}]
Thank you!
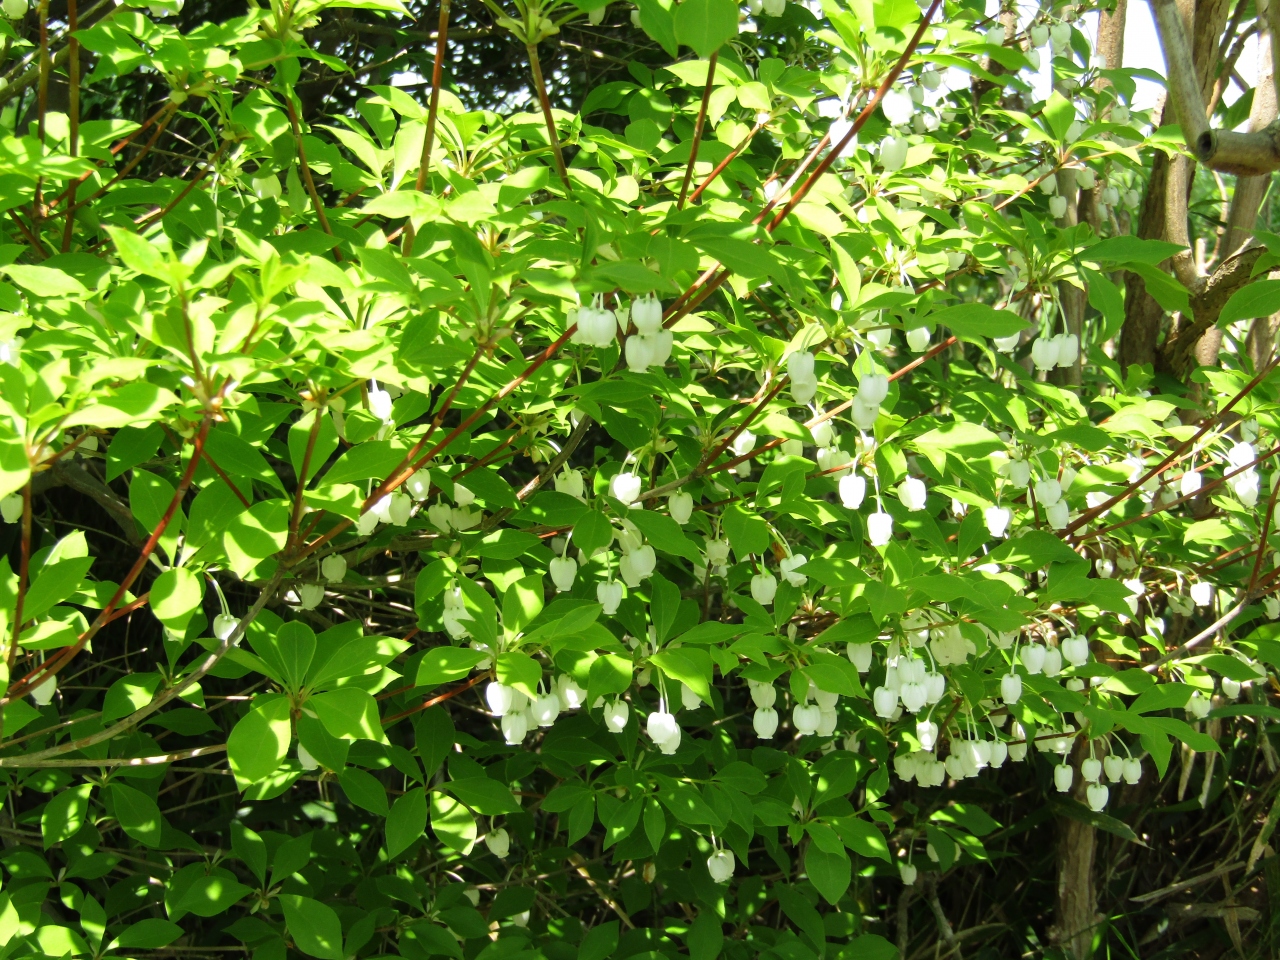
[
  {"left": 0, "top": 494, "right": 21, "bottom": 524},
  {"left": 321, "top": 554, "right": 347, "bottom": 582},
  {"left": 847, "top": 643, "right": 873, "bottom": 672},
  {"left": 501, "top": 711, "right": 529, "bottom": 745},
  {"left": 984, "top": 506, "right": 1012, "bottom": 538},
  {"left": 1007, "top": 460, "right": 1031, "bottom": 488},
  {"left": 1049, "top": 195, "right": 1067, "bottom": 218},
  {"left": 811, "top": 420, "right": 834, "bottom": 447},
  {"left": 1103, "top": 756, "right": 1125, "bottom": 782},
  {"left": 707, "top": 849, "right": 735, "bottom": 883},
  {"left": 679, "top": 683, "right": 703, "bottom": 711},
  {"left": 705, "top": 539, "right": 730, "bottom": 567},
  {"left": 793, "top": 703, "right": 822, "bottom": 734},
  {"left": 906, "top": 327, "right": 930, "bottom": 352},
  {"left": 925, "top": 671, "right": 946, "bottom": 703},
  {"left": 880, "top": 135, "right": 909, "bottom": 171},
  {"left": 1190, "top": 581, "right": 1214, "bottom": 607},
  {"left": 486, "top": 682, "right": 515, "bottom": 717},
  {"left": 749, "top": 681, "right": 777, "bottom": 708},
  {"left": 753, "top": 707, "right": 779, "bottom": 738},
  {"left": 1223, "top": 676, "right": 1241, "bottom": 698},
  {"left": 858, "top": 373, "right": 889, "bottom": 405},
  {"left": 1054, "top": 763, "right": 1074, "bottom": 793},
  {"left": 1031, "top": 337, "right": 1058, "bottom": 371},
  {"left": 603, "top": 699, "right": 630, "bottom": 732},
  {"left": 1062, "top": 635, "right": 1089, "bottom": 666},
  {"left": 868, "top": 511, "right": 894, "bottom": 546},
  {"left": 648, "top": 709, "right": 682, "bottom": 754},
  {"left": 779, "top": 555, "right": 807, "bottom": 587},
  {"left": 29, "top": 675, "right": 56, "bottom": 706},
  {"left": 1081, "top": 757, "right": 1102, "bottom": 783},
  {"left": 597, "top": 579, "right": 623, "bottom": 615},
  {"left": 750, "top": 571, "right": 778, "bottom": 606},
  {"left": 850, "top": 396, "right": 879, "bottom": 431},
  {"left": 1000, "top": 672, "right": 1022, "bottom": 704},
  {"left": 899, "top": 681, "right": 927, "bottom": 713},
  {"left": 549, "top": 556, "right": 577, "bottom": 593},
  {"left": 610, "top": 471, "right": 642, "bottom": 504},
  {"left": 1086, "top": 783, "right": 1109, "bottom": 811},
  {"left": 1045, "top": 499, "right": 1070, "bottom": 530},
  {"left": 1122, "top": 757, "right": 1142, "bottom": 784},
  {"left": 989, "top": 740, "right": 1008, "bottom": 768},
  {"left": 669, "top": 491, "right": 694, "bottom": 525},
  {"left": 1056, "top": 334, "right": 1079, "bottom": 367},
  {"left": 620, "top": 545, "right": 657, "bottom": 586},
  {"left": 1042, "top": 646, "right": 1063, "bottom": 677},
  {"left": 840, "top": 473, "right": 867, "bottom": 509},
  {"left": 556, "top": 675, "right": 587, "bottom": 711},
  {"left": 427, "top": 502, "right": 454, "bottom": 532},
  {"left": 916, "top": 720, "right": 938, "bottom": 751},
  {"left": 555, "top": 469, "right": 586, "bottom": 500},
  {"left": 298, "top": 583, "right": 325, "bottom": 610},
  {"left": 532, "top": 693, "right": 562, "bottom": 727},
  {"left": 1034, "top": 479, "right": 1062, "bottom": 507},
  {"left": 873, "top": 686, "right": 898, "bottom": 718},
  {"left": 899, "top": 477, "right": 928, "bottom": 511},
  {"left": 485, "top": 827, "right": 511, "bottom": 858},
  {"left": 213, "top": 613, "right": 238, "bottom": 641},
  {"left": 631, "top": 294, "right": 663, "bottom": 334},
  {"left": 368, "top": 387, "right": 394, "bottom": 422},
  {"left": 993, "top": 331, "right": 1020, "bottom": 353},
  {"left": 1020, "top": 644, "right": 1046, "bottom": 674}
]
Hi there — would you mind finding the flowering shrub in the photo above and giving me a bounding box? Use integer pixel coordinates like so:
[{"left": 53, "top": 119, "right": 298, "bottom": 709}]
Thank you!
[{"left": 0, "top": 0, "right": 1277, "bottom": 955}]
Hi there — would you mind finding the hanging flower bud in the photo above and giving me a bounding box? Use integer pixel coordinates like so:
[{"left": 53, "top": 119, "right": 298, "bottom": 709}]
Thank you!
[
  {"left": 899, "top": 477, "right": 928, "bottom": 511},
  {"left": 631, "top": 294, "right": 663, "bottom": 334},
  {"left": 750, "top": 571, "right": 778, "bottom": 606},
  {"left": 555, "top": 469, "right": 586, "bottom": 500},
  {"left": 679, "top": 683, "right": 703, "bottom": 712},
  {"left": 486, "top": 682, "right": 515, "bottom": 717},
  {"left": 1054, "top": 763, "right": 1074, "bottom": 792},
  {"left": 298, "top": 583, "right": 325, "bottom": 610},
  {"left": 779, "top": 555, "right": 807, "bottom": 587},
  {"left": 984, "top": 506, "right": 1012, "bottom": 538},
  {"left": 0, "top": 494, "right": 22, "bottom": 524},
  {"left": 793, "top": 703, "right": 822, "bottom": 734},
  {"left": 1020, "top": 644, "right": 1046, "bottom": 674},
  {"left": 1062, "top": 635, "right": 1089, "bottom": 666},
  {"left": 321, "top": 554, "right": 347, "bottom": 582},
  {"left": 1001, "top": 672, "right": 1022, "bottom": 704},
  {"left": 847, "top": 643, "right": 873, "bottom": 672},
  {"left": 485, "top": 828, "right": 511, "bottom": 858},
  {"left": 1190, "top": 581, "right": 1214, "bottom": 607},
  {"left": 858, "top": 373, "right": 889, "bottom": 405},
  {"left": 213, "top": 613, "right": 238, "bottom": 641},
  {"left": 603, "top": 699, "right": 630, "bottom": 732},
  {"left": 556, "top": 675, "right": 587, "bottom": 711},
  {"left": 1086, "top": 783, "right": 1109, "bottom": 811},
  {"left": 707, "top": 849, "right": 735, "bottom": 882},
  {"left": 705, "top": 539, "right": 730, "bottom": 567},
  {"left": 753, "top": 707, "right": 780, "bottom": 738},
  {"left": 549, "top": 556, "right": 577, "bottom": 593},
  {"left": 880, "top": 135, "right": 909, "bottom": 171},
  {"left": 1122, "top": 757, "right": 1142, "bottom": 784},
  {"left": 501, "top": 711, "right": 529, "bottom": 745},
  {"left": 1103, "top": 756, "right": 1125, "bottom": 782},
  {"left": 1031, "top": 337, "right": 1058, "bottom": 371},
  {"left": 873, "top": 686, "right": 898, "bottom": 718},
  {"left": 647, "top": 710, "right": 681, "bottom": 754},
  {"left": 669, "top": 491, "right": 694, "bottom": 525},
  {"left": 1045, "top": 499, "right": 1070, "bottom": 529},
  {"left": 532, "top": 693, "right": 561, "bottom": 727},
  {"left": 609, "top": 471, "right": 642, "bottom": 505},
  {"left": 868, "top": 511, "right": 894, "bottom": 546},
  {"left": 597, "top": 579, "right": 623, "bottom": 615}
]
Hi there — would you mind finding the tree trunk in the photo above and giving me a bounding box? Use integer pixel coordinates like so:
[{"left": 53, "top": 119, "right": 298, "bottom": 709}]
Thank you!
[
  {"left": 1119, "top": 0, "right": 1233, "bottom": 376},
  {"left": 1055, "top": 739, "right": 1099, "bottom": 960}
]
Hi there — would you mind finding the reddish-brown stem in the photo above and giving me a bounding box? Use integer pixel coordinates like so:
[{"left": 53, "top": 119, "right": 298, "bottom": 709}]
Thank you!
[
  {"left": 7, "top": 418, "right": 210, "bottom": 700},
  {"left": 101, "top": 591, "right": 151, "bottom": 626},
  {"left": 404, "top": 0, "right": 452, "bottom": 255},
  {"left": 9, "top": 480, "right": 32, "bottom": 669},
  {"left": 201, "top": 448, "right": 252, "bottom": 509},
  {"left": 382, "top": 672, "right": 484, "bottom": 726},
  {"left": 50, "top": 102, "right": 173, "bottom": 215},
  {"left": 527, "top": 42, "right": 571, "bottom": 191},
  {"left": 687, "top": 116, "right": 767, "bottom": 205},
  {"left": 288, "top": 409, "right": 326, "bottom": 551},
  {"left": 1065, "top": 354, "right": 1280, "bottom": 534},
  {"left": 677, "top": 51, "right": 718, "bottom": 210},
  {"left": 1248, "top": 461, "right": 1280, "bottom": 594},
  {"left": 283, "top": 95, "right": 335, "bottom": 241},
  {"left": 10, "top": 210, "right": 46, "bottom": 258},
  {"left": 68, "top": 109, "right": 174, "bottom": 216},
  {"left": 1074, "top": 445, "right": 1280, "bottom": 544},
  {"left": 297, "top": 328, "right": 577, "bottom": 562},
  {"left": 134, "top": 141, "right": 227, "bottom": 232},
  {"left": 59, "top": 0, "right": 78, "bottom": 253},
  {"left": 418, "top": 344, "right": 484, "bottom": 455},
  {"left": 698, "top": 377, "right": 787, "bottom": 475}
]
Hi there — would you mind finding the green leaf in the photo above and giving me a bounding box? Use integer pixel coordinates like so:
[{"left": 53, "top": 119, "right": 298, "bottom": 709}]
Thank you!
[
  {"left": 929, "top": 302, "right": 1029, "bottom": 340},
  {"left": 588, "top": 654, "right": 633, "bottom": 705},
  {"left": 1041, "top": 91, "right": 1075, "bottom": 140},
  {"left": 445, "top": 778, "right": 522, "bottom": 815},
  {"left": 1217, "top": 278, "right": 1280, "bottom": 328},
  {"left": 23, "top": 556, "right": 94, "bottom": 620},
  {"left": 177, "top": 874, "right": 252, "bottom": 917},
  {"left": 222, "top": 499, "right": 289, "bottom": 578},
  {"left": 307, "top": 688, "right": 386, "bottom": 743},
  {"left": 110, "top": 919, "right": 184, "bottom": 951},
  {"left": 722, "top": 503, "right": 770, "bottom": 558},
  {"left": 280, "top": 895, "right": 344, "bottom": 960},
  {"left": 339, "top": 767, "right": 390, "bottom": 816},
  {"left": 430, "top": 790, "right": 477, "bottom": 852},
  {"left": 580, "top": 921, "right": 620, "bottom": 960},
  {"left": 386, "top": 787, "right": 428, "bottom": 858},
  {"left": 650, "top": 649, "right": 712, "bottom": 701},
  {"left": 804, "top": 844, "right": 851, "bottom": 905},
  {"left": 687, "top": 911, "right": 724, "bottom": 960},
  {"left": 628, "top": 510, "right": 702, "bottom": 562},
  {"left": 42, "top": 783, "right": 92, "bottom": 848},
  {"left": 496, "top": 650, "right": 542, "bottom": 700},
  {"left": 417, "top": 647, "right": 488, "bottom": 688},
  {"left": 150, "top": 567, "right": 203, "bottom": 630},
  {"left": 4, "top": 263, "right": 89, "bottom": 297},
  {"left": 228, "top": 696, "right": 292, "bottom": 788},
  {"left": 634, "top": 0, "right": 678, "bottom": 56},
  {"left": 674, "top": 0, "right": 737, "bottom": 56},
  {"left": 830, "top": 815, "right": 891, "bottom": 861},
  {"left": 572, "top": 510, "right": 613, "bottom": 557},
  {"left": 110, "top": 782, "right": 164, "bottom": 847}
]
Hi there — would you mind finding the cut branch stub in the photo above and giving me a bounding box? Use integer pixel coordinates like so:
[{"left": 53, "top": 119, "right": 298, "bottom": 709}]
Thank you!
[{"left": 1196, "top": 120, "right": 1280, "bottom": 175}]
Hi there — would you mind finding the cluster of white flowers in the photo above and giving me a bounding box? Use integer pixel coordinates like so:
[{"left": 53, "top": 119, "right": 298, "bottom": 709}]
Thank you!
[
  {"left": 485, "top": 675, "right": 587, "bottom": 745},
  {"left": 1030, "top": 333, "right": 1080, "bottom": 371}
]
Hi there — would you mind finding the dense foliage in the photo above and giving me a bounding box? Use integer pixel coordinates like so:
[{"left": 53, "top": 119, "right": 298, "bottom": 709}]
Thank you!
[{"left": 1, "top": 0, "right": 1280, "bottom": 955}]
